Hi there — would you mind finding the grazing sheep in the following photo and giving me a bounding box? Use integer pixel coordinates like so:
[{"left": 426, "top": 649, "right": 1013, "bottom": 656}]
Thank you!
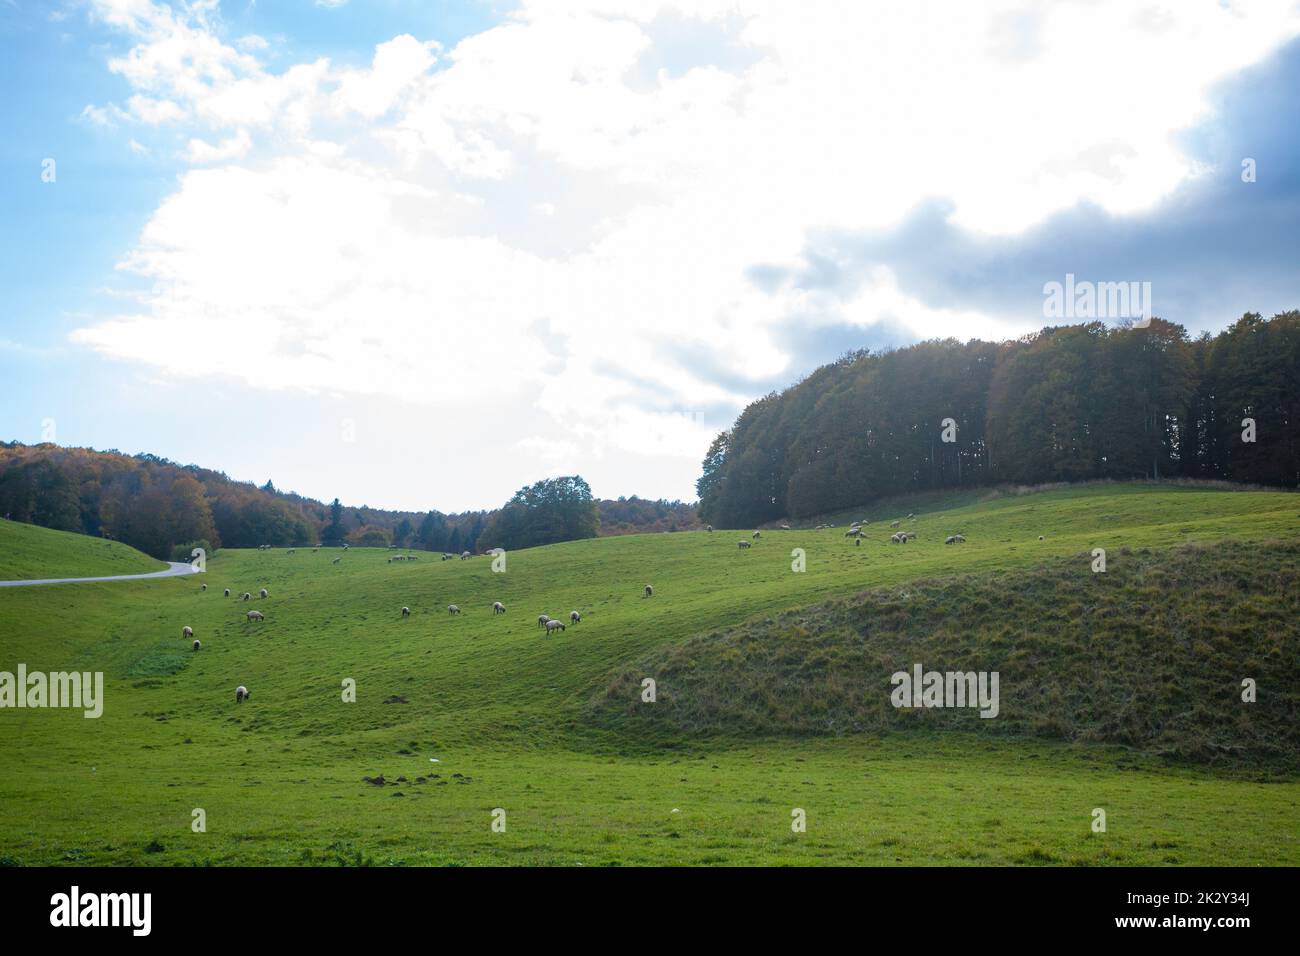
[
  {"left": 401, "top": 606, "right": 411, "bottom": 618},
  {"left": 492, "top": 601, "right": 506, "bottom": 615},
  {"left": 901, "top": 531, "right": 916, "bottom": 541},
  {"left": 192, "top": 639, "right": 201, "bottom": 651},
  {"left": 223, "top": 588, "right": 230, "bottom": 598},
  {"left": 944, "top": 534, "right": 966, "bottom": 545},
  {"left": 182, "top": 626, "right": 193, "bottom": 639},
  {"left": 538, "top": 614, "right": 552, "bottom": 628},
  {"left": 259, "top": 588, "right": 268, "bottom": 599},
  {"left": 544, "top": 619, "right": 566, "bottom": 635},
  {"left": 200, "top": 584, "right": 207, "bottom": 592},
  {"left": 312, "top": 547, "right": 319, "bottom": 553},
  {"left": 246, "top": 610, "right": 264, "bottom": 622},
  {"left": 907, "top": 513, "right": 915, "bottom": 520},
  {"left": 287, "top": 549, "right": 296, "bottom": 555},
  {"left": 845, "top": 529, "right": 860, "bottom": 538},
  {"left": 855, "top": 537, "right": 861, "bottom": 547},
  {"left": 332, "top": 558, "right": 341, "bottom": 565},
  {"left": 889, "top": 532, "right": 904, "bottom": 544},
  {"left": 441, "top": 554, "right": 454, "bottom": 561},
  {"left": 644, "top": 584, "right": 654, "bottom": 598},
  {"left": 235, "top": 685, "right": 250, "bottom": 704},
  {"left": 890, "top": 520, "right": 900, "bottom": 528},
  {"left": 705, "top": 525, "right": 713, "bottom": 532},
  {"left": 752, "top": 530, "right": 761, "bottom": 539},
  {"left": 460, "top": 551, "right": 472, "bottom": 560},
  {"left": 242, "top": 592, "right": 252, "bottom": 601},
  {"left": 448, "top": 604, "right": 461, "bottom": 615},
  {"left": 569, "top": 611, "right": 581, "bottom": 624},
  {"left": 1038, "top": 535, "right": 1045, "bottom": 541},
  {"left": 738, "top": 540, "right": 752, "bottom": 549}
]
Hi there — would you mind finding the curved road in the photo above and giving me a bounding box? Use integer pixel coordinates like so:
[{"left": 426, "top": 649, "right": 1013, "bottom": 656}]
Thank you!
[{"left": 0, "top": 562, "right": 200, "bottom": 588}]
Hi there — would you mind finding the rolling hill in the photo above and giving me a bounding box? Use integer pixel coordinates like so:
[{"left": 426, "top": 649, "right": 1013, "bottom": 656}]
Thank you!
[
  {"left": 0, "top": 482, "right": 1297, "bottom": 866},
  {"left": 0, "top": 520, "right": 165, "bottom": 581}
]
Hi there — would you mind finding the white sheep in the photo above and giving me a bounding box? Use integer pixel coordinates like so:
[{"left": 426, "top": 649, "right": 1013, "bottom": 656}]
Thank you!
[
  {"left": 247, "top": 610, "right": 264, "bottom": 622},
  {"left": 182, "top": 626, "right": 193, "bottom": 639},
  {"left": 242, "top": 592, "right": 252, "bottom": 601},
  {"left": 332, "top": 557, "right": 342, "bottom": 565},
  {"left": 493, "top": 601, "right": 506, "bottom": 615},
  {"left": 738, "top": 540, "right": 752, "bottom": 549},
  {"left": 448, "top": 604, "right": 461, "bottom": 615},
  {"left": 460, "top": 551, "right": 471, "bottom": 560},
  {"left": 752, "top": 530, "right": 761, "bottom": 538},
  {"left": 1038, "top": 535, "right": 1045, "bottom": 541},
  {"left": 644, "top": 584, "right": 654, "bottom": 597},
  {"left": 890, "top": 520, "right": 900, "bottom": 528},
  {"left": 224, "top": 589, "right": 230, "bottom": 598},
  {"left": 235, "top": 685, "right": 250, "bottom": 703},
  {"left": 544, "top": 619, "right": 566, "bottom": 635},
  {"left": 570, "top": 611, "right": 581, "bottom": 624},
  {"left": 538, "top": 614, "right": 552, "bottom": 628},
  {"left": 200, "top": 584, "right": 207, "bottom": 592},
  {"left": 259, "top": 588, "right": 268, "bottom": 599},
  {"left": 192, "top": 639, "right": 201, "bottom": 651},
  {"left": 401, "top": 606, "right": 411, "bottom": 618},
  {"left": 706, "top": 525, "right": 713, "bottom": 532},
  {"left": 944, "top": 534, "right": 966, "bottom": 544},
  {"left": 780, "top": 524, "right": 791, "bottom": 530}
]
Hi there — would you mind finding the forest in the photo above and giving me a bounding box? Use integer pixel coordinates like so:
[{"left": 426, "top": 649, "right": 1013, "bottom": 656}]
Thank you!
[
  {"left": 697, "top": 312, "right": 1300, "bottom": 527},
  {"left": 0, "top": 443, "right": 696, "bottom": 559}
]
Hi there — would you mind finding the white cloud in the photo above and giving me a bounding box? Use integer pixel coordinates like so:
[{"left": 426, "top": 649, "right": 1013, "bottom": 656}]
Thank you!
[{"left": 72, "top": 0, "right": 1300, "bottom": 504}]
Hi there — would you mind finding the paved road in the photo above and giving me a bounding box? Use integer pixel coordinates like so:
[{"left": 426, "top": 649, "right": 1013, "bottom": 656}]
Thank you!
[{"left": 0, "top": 562, "right": 200, "bottom": 588}]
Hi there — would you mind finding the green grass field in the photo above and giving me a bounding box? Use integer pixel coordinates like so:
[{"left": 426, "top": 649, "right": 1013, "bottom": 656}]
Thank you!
[
  {"left": 0, "top": 519, "right": 165, "bottom": 581},
  {"left": 1, "top": 482, "right": 1298, "bottom": 865}
]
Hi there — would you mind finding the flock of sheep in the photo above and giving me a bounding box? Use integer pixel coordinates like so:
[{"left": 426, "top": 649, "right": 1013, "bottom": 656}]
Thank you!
[
  {"left": 185, "top": 545, "right": 639, "bottom": 704},
  {"left": 195, "top": 513, "right": 1012, "bottom": 704}
]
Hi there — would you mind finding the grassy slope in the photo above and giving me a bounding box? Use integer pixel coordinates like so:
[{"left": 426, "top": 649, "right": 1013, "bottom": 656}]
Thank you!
[
  {"left": 0, "top": 520, "right": 164, "bottom": 580},
  {"left": 0, "top": 483, "right": 1298, "bottom": 865},
  {"left": 593, "top": 541, "right": 1300, "bottom": 766}
]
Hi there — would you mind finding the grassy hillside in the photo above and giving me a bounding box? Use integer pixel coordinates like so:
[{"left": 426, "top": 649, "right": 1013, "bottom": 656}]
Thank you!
[
  {"left": 593, "top": 540, "right": 1300, "bottom": 766},
  {"left": 0, "top": 520, "right": 165, "bottom": 580},
  {"left": 0, "top": 483, "right": 1297, "bottom": 865}
]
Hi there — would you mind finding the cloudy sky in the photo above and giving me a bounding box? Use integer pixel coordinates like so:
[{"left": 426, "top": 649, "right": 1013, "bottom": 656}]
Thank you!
[{"left": 2, "top": 0, "right": 1299, "bottom": 512}]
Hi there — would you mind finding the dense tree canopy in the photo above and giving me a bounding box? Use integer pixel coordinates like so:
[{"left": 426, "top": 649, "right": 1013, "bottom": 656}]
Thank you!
[
  {"left": 698, "top": 311, "right": 1300, "bottom": 527},
  {"left": 478, "top": 475, "right": 600, "bottom": 550}
]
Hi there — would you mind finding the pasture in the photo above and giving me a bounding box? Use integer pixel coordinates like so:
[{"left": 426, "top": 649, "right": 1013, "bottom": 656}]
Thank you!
[{"left": 1, "top": 482, "right": 1298, "bottom": 865}]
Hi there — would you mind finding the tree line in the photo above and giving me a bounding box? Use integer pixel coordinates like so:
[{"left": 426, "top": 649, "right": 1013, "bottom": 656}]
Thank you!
[
  {"left": 697, "top": 311, "right": 1300, "bottom": 527},
  {"left": 0, "top": 444, "right": 697, "bottom": 559}
]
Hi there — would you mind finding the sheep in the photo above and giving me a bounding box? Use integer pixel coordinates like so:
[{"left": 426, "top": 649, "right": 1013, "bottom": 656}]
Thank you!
[
  {"left": 401, "top": 606, "right": 411, "bottom": 618},
  {"left": 706, "top": 525, "right": 713, "bottom": 532},
  {"left": 569, "top": 610, "right": 581, "bottom": 624},
  {"left": 944, "top": 534, "right": 966, "bottom": 545},
  {"left": 259, "top": 588, "right": 268, "bottom": 599},
  {"left": 889, "top": 532, "right": 904, "bottom": 544},
  {"left": 890, "top": 520, "right": 900, "bottom": 528},
  {"left": 235, "top": 685, "right": 250, "bottom": 704},
  {"left": 780, "top": 523, "right": 791, "bottom": 530},
  {"left": 538, "top": 614, "right": 552, "bottom": 628},
  {"left": 844, "top": 529, "right": 861, "bottom": 538},
  {"left": 192, "top": 639, "right": 201, "bottom": 651},
  {"left": 312, "top": 547, "right": 319, "bottom": 553},
  {"left": 246, "top": 610, "right": 264, "bottom": 622},
  {"left": 644, "top": 584, "right": 654, "bottom": 598},
  {"left": 460, "top": 551, "right": 472, "bottom": 560},
  {"left": 441, "top": 554, "right": 454, "bottom": 561},
  {"left": 738, "top": 540, "right": 752, "bottom": 549},
  {"left": 182, "top": 626, "right": 194, "bottom": 639},
  {"left": 902, "top": 531, "right": 916, "bottom": 541},
  {"left": 242, "top": 592, "right": 252, "bottom": 601},
  {"left": 448, "top": 604, "right": 461, "bottom": 615},
  {"left": 200, "top": 584, "right": 207, "bottom": 592},
  {"left": 223, "top": 589, "right": 230, "bottom": 598},
  {"left": 907, "top": 513, "right": 915, "bottom": 520},
  {"left": 544, "top": 619, "right": 566, "bottom": 635},
  {"left": 752, "top": 530, "right": 761, "bottom": 539},
  {"left": 332, "top": 557, "right": 342, "bottom": 565},
  {"left": 492, "top": 602, "right": 506, "bottom": 615},
  {"left": 1038, "top": 535, "right": 1045, "bottom": 541},
  {"left": 287, "top": 549, "right": 296, "bottom": 555}
]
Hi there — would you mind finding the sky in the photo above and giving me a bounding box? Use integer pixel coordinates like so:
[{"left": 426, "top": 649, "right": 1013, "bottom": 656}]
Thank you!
[{"left": 1, "top": 0, "right": 1299, "bottom": 513}]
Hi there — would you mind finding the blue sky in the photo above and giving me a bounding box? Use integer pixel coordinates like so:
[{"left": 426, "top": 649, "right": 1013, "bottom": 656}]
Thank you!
[{"left": 1, "top": 1, "right": 1299, "bottom": 512}]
